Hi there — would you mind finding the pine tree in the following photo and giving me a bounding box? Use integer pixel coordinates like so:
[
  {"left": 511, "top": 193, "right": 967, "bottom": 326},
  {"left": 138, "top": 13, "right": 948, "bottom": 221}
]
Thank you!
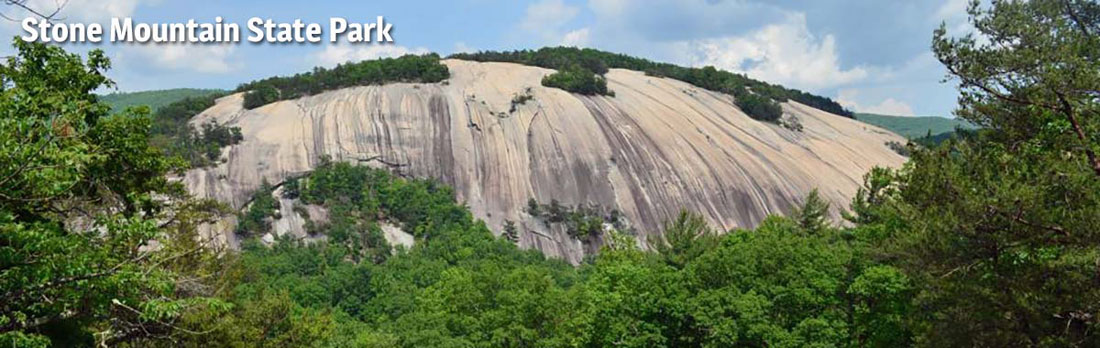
[
  {"left": 503, "top": 220, "right": 519, "bottom": 243},
  {"left": 852, "top": 1, "right": 1100, "bottom": 345},
  {"left": 793, "top": 189, "right": 830, "bottom": 234}
]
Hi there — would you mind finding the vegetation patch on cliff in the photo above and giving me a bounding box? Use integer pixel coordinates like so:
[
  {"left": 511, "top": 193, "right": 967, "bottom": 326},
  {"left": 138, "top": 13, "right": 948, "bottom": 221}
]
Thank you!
[
  {"left": 525, "top": 198, "right": 628, "bottom": 239},
  {"left": 540, "top": 65, "right": 613, "bottom": 96},
  {"left": 147, "top": 94, "right": 243, "bottom": 168}
]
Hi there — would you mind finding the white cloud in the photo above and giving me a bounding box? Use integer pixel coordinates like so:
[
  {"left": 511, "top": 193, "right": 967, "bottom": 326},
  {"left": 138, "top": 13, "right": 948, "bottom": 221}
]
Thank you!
[
  {"left": 311, "top": 44, "right": 428, "bottom": 68},
  {"left": 836, "top": 89, "right": 915, "bottom": 116},
  {"left": 683, "top": 13, "right": 868, "bottom": 91},
  {"left": 555, "top": 0, "right": 960, "bottom": 115},
  {"left": 0, "top": 0, "right": 144, "bottom": 45},
  {"left": 935, "top": 0, "right": 979, "bottom": 38},
  {"left": 521, "top": 0, "right": 586, "bottom": 45},
  {"left": 561, "top": 28, "right": 590, "bottom": 47},
  {"left": 935, "top": 0, "right": 969, "bottom": 20},
  {"left": 522, "top": 0, "right": 579, "bottom": 33},
  {"left": 0, "top": 0, "right": 238, "bottom": 75},
  {"left": 120, "top": 43, "right": 237, "bottom": 74}
]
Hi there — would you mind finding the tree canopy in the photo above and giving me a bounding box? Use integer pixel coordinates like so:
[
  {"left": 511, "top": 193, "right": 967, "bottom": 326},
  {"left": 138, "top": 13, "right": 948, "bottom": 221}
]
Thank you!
[
  {"left": 848, "top": 0, "right": 1100, "bottom": 345},
  {"left": 0, "top": 40, "right": 230, "bottom": 347}
]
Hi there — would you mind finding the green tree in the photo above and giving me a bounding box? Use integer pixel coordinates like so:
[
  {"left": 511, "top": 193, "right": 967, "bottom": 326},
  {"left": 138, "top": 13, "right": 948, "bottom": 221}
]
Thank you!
[
  {"left": 651, "top": 210, "right": 717, "bottom": 269},
  {"left": 236, "top": 180, "right": 278, "bottom": 237},
  {"left": 561, "top": 249, "right": 688, "bottom": 347},
  {"left": 934, "top": 0, "right": 1100, "bottom": 177},
  {"left": 733, "top": 89, "right": 784, "bottom": 122},
  {"left": 846, "top": 265, "right": 912, "bottom": 347},
  {"left": 242, "top": 85, "right": 279, "bottom": 109},
  {"left": 0, "top": 41, "right": 227, "bottom": 346},
  {"left": 793, "top": 189, "right": 830, "bottom": 234},
  {"left": 850, "top": 1, "right": 1100, "bottom": 345},
  {"left": 540, "top": 64, "right": 611, "bottom": 96},
  {"left": 686, "top": 217, "right": 853, "bottom": 347},
  {"left": 503, "top": 220, "right": 519, "bottom": 243}
]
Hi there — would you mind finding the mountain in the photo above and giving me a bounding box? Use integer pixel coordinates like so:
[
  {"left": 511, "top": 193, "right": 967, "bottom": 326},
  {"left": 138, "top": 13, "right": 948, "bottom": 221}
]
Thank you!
[
  {"left": 182, "top": 59, "right": 907, "bottom": 263},
  {"left": 100, "top": 88, "right": 226, "bottom": 112},
  {"left": 854, "top": 112, "right": 976, "bottom": 139}
]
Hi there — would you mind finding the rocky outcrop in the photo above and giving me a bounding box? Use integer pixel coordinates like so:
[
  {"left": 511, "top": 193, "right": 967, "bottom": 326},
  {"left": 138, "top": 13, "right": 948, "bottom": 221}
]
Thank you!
[{"left": 184, "top": 59, "right": 906, "bottom": 264}]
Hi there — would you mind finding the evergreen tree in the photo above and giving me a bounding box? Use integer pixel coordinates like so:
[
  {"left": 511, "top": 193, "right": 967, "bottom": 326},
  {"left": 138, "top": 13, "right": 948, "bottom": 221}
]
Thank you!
[
  {"left": 793, "top": 189, "right": 830, "bottom": 234},
  {"left": 503, "top": 220, "right": 519, "bottom": 243},
  {"left": 651, "top": 210, "right": 717, "bottom": 268},
  {"left": 852, "top": 1, "right": 1100, "bottom": 345}
]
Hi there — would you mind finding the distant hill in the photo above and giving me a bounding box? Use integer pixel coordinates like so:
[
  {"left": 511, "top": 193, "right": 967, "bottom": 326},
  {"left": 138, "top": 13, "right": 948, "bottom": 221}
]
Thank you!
[
  {"left": 854, "top": 113, "right": 976, "bottom": 139},
  {"left": 100, "top": 88, "right": 226, "bottom": 112}
]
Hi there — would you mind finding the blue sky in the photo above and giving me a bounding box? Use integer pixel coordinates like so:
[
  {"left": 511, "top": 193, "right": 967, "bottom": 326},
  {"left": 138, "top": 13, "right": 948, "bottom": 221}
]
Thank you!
[{"left": 3, "top": 0, "right": 971, "bottom": 117}]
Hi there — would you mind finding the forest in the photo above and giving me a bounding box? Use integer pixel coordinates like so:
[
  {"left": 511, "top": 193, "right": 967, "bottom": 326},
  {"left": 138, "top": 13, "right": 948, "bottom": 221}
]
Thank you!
[{"left": 2, "top": 1, "right": 1099, "bottom": 347}]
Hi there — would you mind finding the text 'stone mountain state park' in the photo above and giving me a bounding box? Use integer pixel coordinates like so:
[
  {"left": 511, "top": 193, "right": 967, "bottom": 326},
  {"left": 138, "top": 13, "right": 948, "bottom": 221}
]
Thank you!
[{"left": 3, "top": 1, "right": 1100, "bottom": 347}]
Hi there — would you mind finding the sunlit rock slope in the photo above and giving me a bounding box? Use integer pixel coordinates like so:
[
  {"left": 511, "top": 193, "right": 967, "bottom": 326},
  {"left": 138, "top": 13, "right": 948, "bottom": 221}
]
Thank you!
[{"left": 184, "top": 59, "right": 907, "bottom": 264}]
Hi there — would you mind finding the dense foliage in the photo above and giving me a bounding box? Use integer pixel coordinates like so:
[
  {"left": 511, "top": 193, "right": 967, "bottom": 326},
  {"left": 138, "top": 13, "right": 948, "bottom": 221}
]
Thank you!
[
  {"left": 848, "top": 0, "right": 1100, "bottom": 345},
  {"left": 158, "top": 162, "right": 911, "bottom": 347},
  {"left": 540, "top": 65, "right": 612, "bottom": 96},
  {"left": 242, "top": 85, "right": 279, "bottom": 110},
  {"left": 146, "top": 94, "right": 242, "bottom": 167},
  {"left": 235, "top": 54, "right": 450, "bottom": 109},
  {"left": 731, "top": 90, "right": 783, "bottom": 123},
  {"left": 0, "top": 41, "right": 231, "bottom": 347},
  {"left": 236, "top": 181, "right": 279, "bottom": 237},
  {"left": 451, "top": 47, "right": 853, "bottom": 121}
]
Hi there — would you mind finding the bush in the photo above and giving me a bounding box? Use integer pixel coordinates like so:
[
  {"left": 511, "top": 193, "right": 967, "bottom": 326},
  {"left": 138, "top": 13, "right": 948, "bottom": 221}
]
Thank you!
[
  {"left": 734, "top": 91, "right": 783, "bottom": 122},
  {"left": 200, "top": 121, "right": 243, "bottom": 146},
  {"left": 525, "top": 199, "right": 625, "bottom": 239},
  {"left": 168, "top": 121, "right": 243, "bottom": 167},
  {"left": 236, "top": 181, "right": 278, "bottom": 237},
  {"left": 885, "top": 141, "right": 911, "bottom": 157},
  {"left": 242, "top": 85, "right": 279, "bottom": 109},
  {"left": 509, "top": 88, "right": 534, "bottom": 113},
  {"left": 541, "top": 65, "right": 611, "bottom": 96},
  {"left": 503, "top": 220, "right": 519, "bottom": 243}
]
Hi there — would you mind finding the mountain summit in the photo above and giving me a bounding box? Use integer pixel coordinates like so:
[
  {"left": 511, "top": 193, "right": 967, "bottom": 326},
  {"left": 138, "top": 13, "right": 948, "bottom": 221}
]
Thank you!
[{"left": 185, "top": 58, "right": 906, "bottom": 263}]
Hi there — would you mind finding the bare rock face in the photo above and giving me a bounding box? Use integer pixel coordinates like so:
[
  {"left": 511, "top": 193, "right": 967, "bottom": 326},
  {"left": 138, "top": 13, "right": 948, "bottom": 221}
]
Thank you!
[{"left": 184, "top": 59, "right": 906, "bottom": 264}]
